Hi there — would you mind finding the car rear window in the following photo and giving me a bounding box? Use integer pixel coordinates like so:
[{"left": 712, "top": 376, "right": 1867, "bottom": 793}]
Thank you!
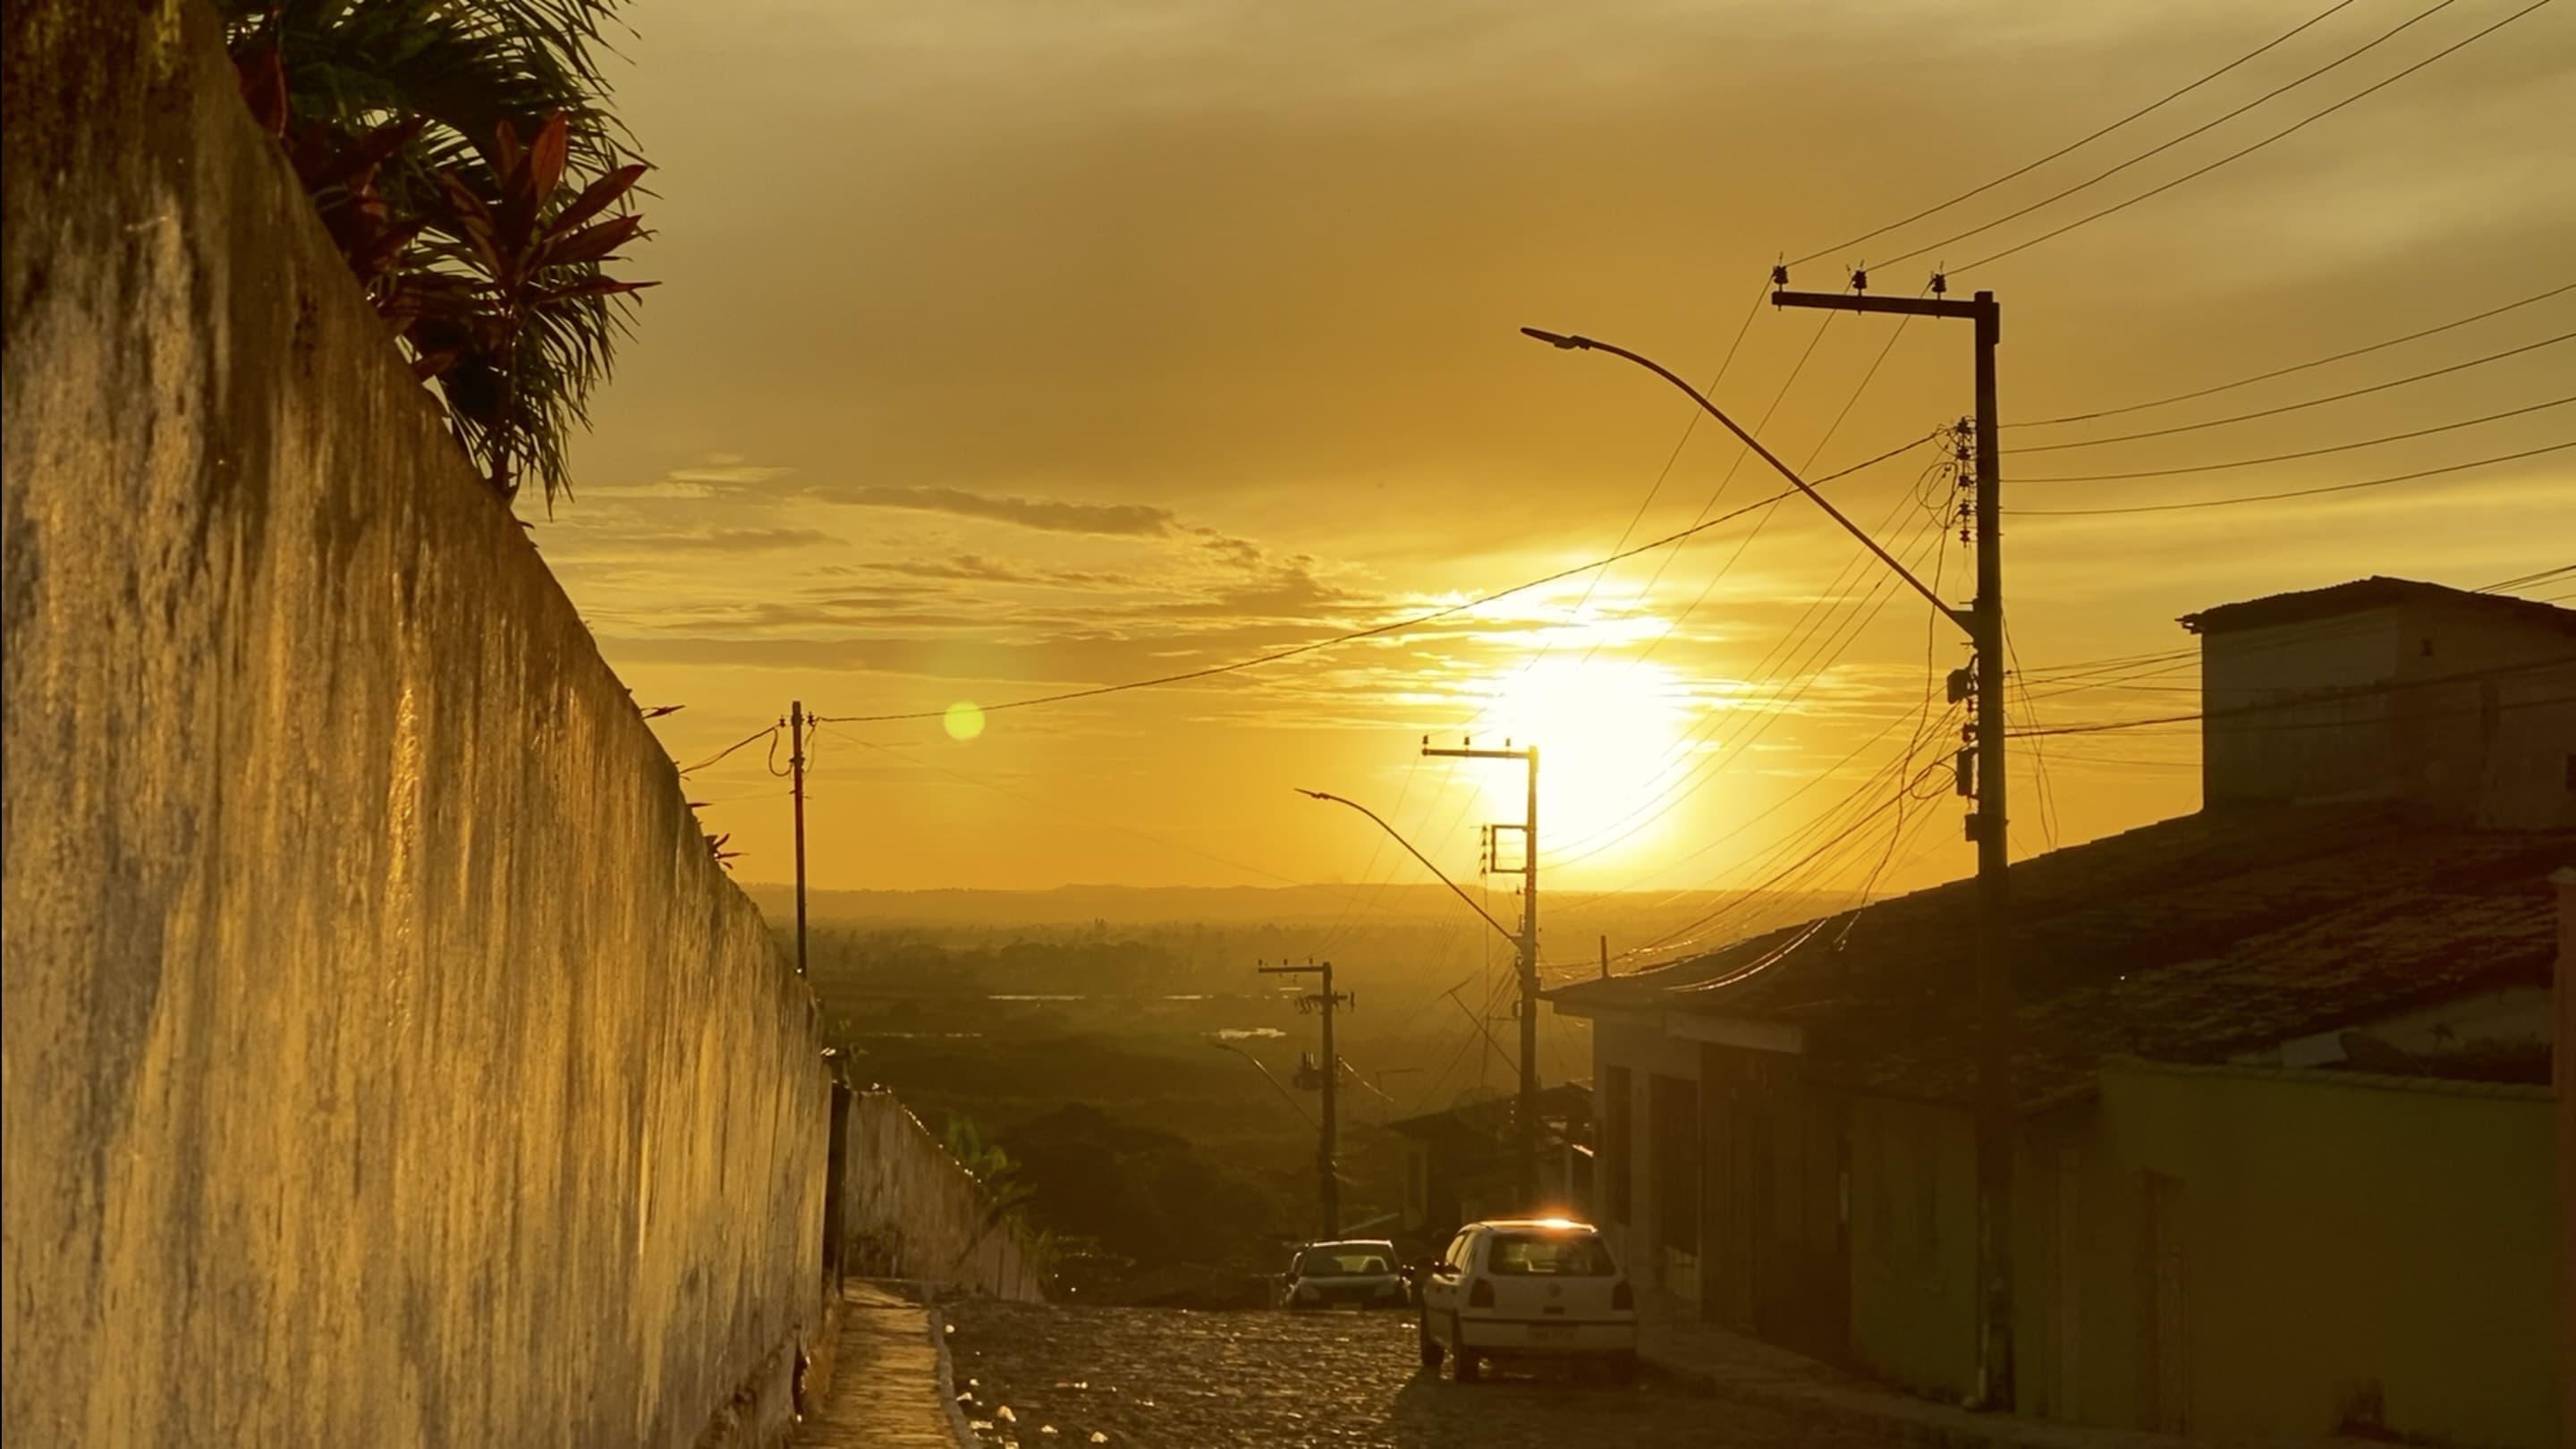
[
  {"left": 1298, "top": 1249, "right": 1394, "bottom": 1276},
  {"left": 1485, "top": 1232, "right": 1614, "bottom": 1276}
]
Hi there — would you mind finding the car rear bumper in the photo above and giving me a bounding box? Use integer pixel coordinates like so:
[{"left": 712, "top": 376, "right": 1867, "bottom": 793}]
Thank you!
[
  {"left": 1289, "top": 1280, "right": 1409, "bottom": 1308},
  {"left": 1453, "top": 1316, "right": 1637, "bottom": 1354}
]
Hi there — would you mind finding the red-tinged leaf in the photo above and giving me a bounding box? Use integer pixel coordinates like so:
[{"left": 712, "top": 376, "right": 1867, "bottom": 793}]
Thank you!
[
  {"left": 527, "top": 113, "right": 570, "bottom": 209},
  {"left": 527, "top": 277, "right": 659, "bottom": 309},
  {"left": 349, "top": 216, "right": 430, "bottom": 279},
  {"left": 436, "top": 170, "right": 505, "bottom": 277},
  {"left": 234, "top": 46, "right": 288, "bottom": 139},
  {"left": 489, "top": 116, "right": 523, "bottom": 178},
  {"left": 535, "top": 213, "right": 643, "bottom": 269},
  {"left": 548, "top": 163, "right": 648, "bottom": 237}
]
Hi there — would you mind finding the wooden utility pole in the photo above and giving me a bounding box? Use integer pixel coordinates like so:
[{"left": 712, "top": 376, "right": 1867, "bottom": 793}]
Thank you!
[
  {"left": 1770, "top": 275, "right": 2014, "bottom": 1409},
  {"left": 1423, "top": 740, "right": 1540, "bottom": 1208},
  {"left": 1522, "top": 276, "right": 2015, "bottom": 1406},
  {"left": 1261, "top": 959, "right": 1352, "bottom": 1237},
  {"left": 789, "top": 699, "right": 809, "bottom": 978}
]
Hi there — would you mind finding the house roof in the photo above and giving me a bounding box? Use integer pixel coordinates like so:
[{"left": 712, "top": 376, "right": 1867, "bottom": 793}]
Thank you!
[
  {"left": 2179, "top": 575, "right": 2576, "bottom": 637},
  {"left": 1390, "top": 1081, "right": 1590, "bottom": 1145},
  {"left": 1550, "top": 802, "right": 2569, "bottom": 1111}
]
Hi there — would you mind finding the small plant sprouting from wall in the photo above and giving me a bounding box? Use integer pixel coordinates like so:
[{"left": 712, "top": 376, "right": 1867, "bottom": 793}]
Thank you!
[{"left": 219, "top": 1, "right": 653, "bottom": 509}]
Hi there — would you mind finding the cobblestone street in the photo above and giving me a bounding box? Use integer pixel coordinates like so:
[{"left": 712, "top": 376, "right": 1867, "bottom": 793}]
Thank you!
[{"left": 945, "top": 1301, "right": 1890, "bottom": 1449}]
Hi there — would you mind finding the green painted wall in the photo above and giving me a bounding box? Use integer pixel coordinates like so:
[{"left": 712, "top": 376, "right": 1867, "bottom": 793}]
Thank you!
[
  {"left": 1846, "top": 1095, "right": 1979, "bottom": 1402},
  {"left": 2066, "top": 1062, "right": 2557, "bottom": 1447}
]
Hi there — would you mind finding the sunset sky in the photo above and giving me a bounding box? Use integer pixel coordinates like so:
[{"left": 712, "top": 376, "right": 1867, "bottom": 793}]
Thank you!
[{"left": 526, "top": 0, "right": 2576, "bottom": 902}]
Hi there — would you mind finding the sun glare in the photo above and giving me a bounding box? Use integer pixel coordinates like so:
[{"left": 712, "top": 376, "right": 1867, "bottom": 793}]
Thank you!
[{"left": 1470, "top": 658, "right": 1694, "bottom": 869}]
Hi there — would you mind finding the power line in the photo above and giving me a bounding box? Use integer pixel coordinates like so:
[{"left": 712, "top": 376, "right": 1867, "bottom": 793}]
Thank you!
[
  {"left": 678, "top": 724, "right": 779, "bottom": 776},
  {"left": 2016, "top": 281, "right": 2576, "bottom": 427},
  {"left": 2006, "top": 657, "right": 2572, "bottom": 737},
  {"left": 1876, "top": 0, "right": 2468, "bottom": 271},
  {"left": 2479, "top": 564, "right": 2576, "bottom": 592},
  {"left": 1788, "top": 0, "right": 2364, "bottom": 267},
  {"left": 816, "top": 437, "right": 1935, "bottom": 728},
  {"left": 1954, "top": 0, "right": 2556, "bottom": 275},
  {"left": 2009, "top": 438, "right": 2574, "bottom": 515},
  {"left": 2004, "top": 333, "right": 2576, "bottom": 453},
  {"left": 819, "top": 725, "right": 1366, "bottom": 897},
  {"left": 2016, "top": 395, "right": 2572, "bottom": 483}
]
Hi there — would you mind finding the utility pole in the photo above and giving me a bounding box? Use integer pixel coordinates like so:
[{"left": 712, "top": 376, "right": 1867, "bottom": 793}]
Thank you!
[
  {"left": 788, "top": 699, "right": 809, "bottom": 978},
  {"left": 1423, "top": 738, "right": 1540, "bottom": 1209},
  {"left": 1261, "top": 958, "right": 1352, "bottom": 1237},
  {"left": 1768, "top": 273, "right": 2014, "bottom": 1411},
  {"left": 1523, "top": 273, "right": 2016, "bottom": 1408}
]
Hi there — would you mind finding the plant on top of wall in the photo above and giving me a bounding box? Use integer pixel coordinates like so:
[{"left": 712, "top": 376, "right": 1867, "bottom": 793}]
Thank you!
[{"left": 219, "top": 0, "right": 653, "bottom": 509}]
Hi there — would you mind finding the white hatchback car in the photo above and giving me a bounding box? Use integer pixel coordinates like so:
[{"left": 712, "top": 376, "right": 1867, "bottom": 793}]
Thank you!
[{"left": 1417, "top": 1218, "right": 1638, "bottom": 1383}]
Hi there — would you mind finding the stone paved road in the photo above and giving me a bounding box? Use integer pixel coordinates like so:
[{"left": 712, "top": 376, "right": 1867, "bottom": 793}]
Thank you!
[{"left": 944, "top": 1301, "right": 1891, "bottom": 1448}]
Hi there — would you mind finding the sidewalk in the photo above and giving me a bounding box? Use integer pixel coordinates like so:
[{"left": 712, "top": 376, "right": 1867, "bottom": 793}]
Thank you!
[
  {"left": 1635, "top": 1292, "right": 2362, "bottom": 1449},
  {"left": 788, "top": 1282, "right": 962, "bottom": 1448}
]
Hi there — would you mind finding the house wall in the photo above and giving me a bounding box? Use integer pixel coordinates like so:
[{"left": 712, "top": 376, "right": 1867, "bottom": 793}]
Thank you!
[
  {"left": 1589, "top": 1015, "right": 1700, "bottom": 1293},
  {"left": 2064, "top": 1060, "right": 2558, "bottom": 1446},
  {"left": 2201, "top": 599, "right": 2576, "bottom": 826},
  {"left": 2, "top": 5, "right": 831, "bottom": 1445},
  {"left": 1845, "top": 1095, "right": 1981, "bottom": 1403},
  {"left": 841, "top": 1092, "right": 1047, "bottom": 1304}
]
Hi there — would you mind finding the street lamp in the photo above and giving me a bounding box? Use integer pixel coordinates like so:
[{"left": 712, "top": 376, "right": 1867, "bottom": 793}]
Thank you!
[{"left": 1521, "top": 301, "right": 2019, "bottom": 1408}]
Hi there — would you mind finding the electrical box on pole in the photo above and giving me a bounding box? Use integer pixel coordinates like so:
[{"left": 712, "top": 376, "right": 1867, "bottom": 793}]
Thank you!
[
  {"left": 1421, "top": 738, "right": 1542, "bottom": 1209},
  {"left": 1259, "top": 959, "right": 1352, "bottom": 1238},
  {"left": 1770, "top": 273, "right": 2017, "bottom": 1411}
]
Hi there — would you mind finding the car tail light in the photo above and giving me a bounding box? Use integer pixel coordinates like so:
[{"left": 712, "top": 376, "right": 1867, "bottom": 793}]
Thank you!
[
  {"left": 1468, "top": 1277, "right": 1495, "bottom": 1309},
  {"left": 1612, "top": 1279, "right": 1633, "bottom": 1311}
]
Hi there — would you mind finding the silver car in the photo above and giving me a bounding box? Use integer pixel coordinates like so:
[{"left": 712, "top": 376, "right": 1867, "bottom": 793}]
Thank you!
[{"left": 1280, "top": 1239, "right": 1411, "bottom": 1309}]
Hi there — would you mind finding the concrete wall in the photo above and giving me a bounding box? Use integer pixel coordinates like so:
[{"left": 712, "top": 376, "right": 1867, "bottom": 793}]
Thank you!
[
  {"left": 1845, "top": 1095, "right": 1980, "bottom": 1404},
  {"left": 2202, "top": 599, "right": 2576, "bottom": 826},
  {"left": 2056, "top": 1061, "right": 2559, "bottom": 1446},
  {"left": 1589, "top": 1013, "right": 1701, "bottom": 1294},
  {"left": 2, "top": 4, "right": 832, "bottom": 1445},
  {"left": 841, "top": 1091, "right": 1048, "bottom": 1304}
]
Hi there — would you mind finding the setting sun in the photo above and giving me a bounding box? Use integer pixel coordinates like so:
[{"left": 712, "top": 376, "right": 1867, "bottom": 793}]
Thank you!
[{"left": 1471, "top": 657, "right": 1697, "bottom": 869}]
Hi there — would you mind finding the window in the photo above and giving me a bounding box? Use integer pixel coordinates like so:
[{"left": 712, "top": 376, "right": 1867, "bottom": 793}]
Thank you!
[
  {"left": 1296, "top": 1247, "right": 1392, "bottom": 1277},
  {"left": 1485, "top": 1232, "right": 1617, "bottom": 1276},
  {"left": 1603, "top": 1065, "right": 1633, "bottom": 1225}
]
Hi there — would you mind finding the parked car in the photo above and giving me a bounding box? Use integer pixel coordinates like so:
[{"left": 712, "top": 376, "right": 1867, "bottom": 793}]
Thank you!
[
  {"left": 1279, "top": 1239, "right": 1411, "bottom": 1309},
  {"left": 1416, "top": 1218, "right": 1637, "bottom": 1383}
]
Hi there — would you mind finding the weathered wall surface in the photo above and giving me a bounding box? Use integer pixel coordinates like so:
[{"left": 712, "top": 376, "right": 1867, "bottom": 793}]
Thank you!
[
  {"left": 843, "top": 1090, "right": 1049, "bottom": 1304},
  {"left": 2, "top": 4, "right": 830, "bottom": 1445},
  {"left": 2070, "top": 1061, "right": 2558, "bottom": 1447}
]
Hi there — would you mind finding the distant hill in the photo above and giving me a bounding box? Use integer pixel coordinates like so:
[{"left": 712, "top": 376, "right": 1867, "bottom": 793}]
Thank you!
[{"left": 742, "top": 880, "right": 1860, "bottom": 944}]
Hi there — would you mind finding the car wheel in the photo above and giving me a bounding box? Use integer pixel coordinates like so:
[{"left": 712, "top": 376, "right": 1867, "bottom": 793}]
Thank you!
[
  {"left": 1416, "top": 1312, "right": 1445, "bottom": 1368},
  {"left": 1451, "top": 1319, "right": 1482, "bottom": 1384}
]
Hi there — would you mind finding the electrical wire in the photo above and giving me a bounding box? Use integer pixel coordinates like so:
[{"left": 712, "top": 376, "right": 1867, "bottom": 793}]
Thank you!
[
  {"left": 2015, "top": 281, "right": 2576, "bottom": 427},
  {"left": 2006, "top": 657, "right": 2572, "bottom": 737},
  {"left": 1953, "top": 0, "right": 2556, "bottom": 275},
  {"left": 2009, "top": 438, "right": 2573, "bottom": 515},
  {"left": 2003, "top": 333, "right": 2576, "bottom": 453},
  {"left": 1788, "top": 0, "right": 2364, "bottom": 267},
  {"left": 678, "top": 724, "right": 779, "bottom": 777},
  {"left": 819, "top": 725, "right": 1367, "bottom": 897},
  {"left": 817, "top": 445, "right": 1928, "bottom": 727},
  {"left": 1877, "top": 0, "right": 2472, "bottom": 271},
  {"left": 2016, "top": 396, "right": 2572, "bottom": 483}
]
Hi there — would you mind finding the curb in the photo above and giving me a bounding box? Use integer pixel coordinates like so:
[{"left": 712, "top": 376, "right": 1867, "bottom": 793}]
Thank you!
[{"left": 928, "top": 1304, "right": 979, "bottom": 1448}]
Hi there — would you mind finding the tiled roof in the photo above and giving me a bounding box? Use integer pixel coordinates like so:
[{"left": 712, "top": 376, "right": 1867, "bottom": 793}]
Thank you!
[
  {"left": 2179, "top": 575, "right": 2576, "bottom": 636},
  {"left": 1549, "top": 802, "right": 2570, "bottom": 1110}
]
